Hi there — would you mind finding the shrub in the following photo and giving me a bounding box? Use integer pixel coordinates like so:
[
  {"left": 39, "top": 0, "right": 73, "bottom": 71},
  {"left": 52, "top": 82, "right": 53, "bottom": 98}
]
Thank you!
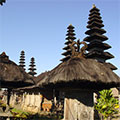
[
  {"left": 10, "top": 108, "right": 30, "bottom": 119},
  {"left": 95, "top": 89, "right": 119, "bottom": 120}
]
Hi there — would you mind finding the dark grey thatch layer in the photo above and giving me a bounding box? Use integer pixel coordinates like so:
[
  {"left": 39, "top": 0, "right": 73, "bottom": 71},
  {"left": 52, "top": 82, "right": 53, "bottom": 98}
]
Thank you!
[
  {"left": 35, "top": 71, "right": 50, "bottom": 84},
  {"left": 13, "top": 71, "right": 50, "bottom": 91},
  {"left": 0, "top": 59, "right": 34, "bottom": 88},
  {"left": 35, "top": 71, "right": 50, "bottom": 86},
  {"left": 103, "top": 62, "right": 117, "bottom": 70},
  {"left": 37, "top": 58, "right": 120, "bottom": 89}
]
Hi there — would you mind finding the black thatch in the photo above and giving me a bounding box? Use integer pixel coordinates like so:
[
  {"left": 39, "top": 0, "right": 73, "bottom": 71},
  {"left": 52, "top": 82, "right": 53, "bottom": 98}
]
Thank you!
[
  {"left": 13, "top": 71, "right": 50, "bottom": 91},
  {"left": 19, "top": 51, "right": 26, "bottom": 71},
  {"left": 36, "top": 58, "right": 120, "bottom": 90},
  {"left": 60, "top": 24, "right": 76, "bottom": 62},
  {"left": 28, "top": 57, "right": 37, "bottom": 76},
  {"left": 35, "top": 71, "right": 51, "bottom": 87},
  {"left": 0, "top": 52, "right": 34, "bottom": 88},
  {"left": 103, "top": 63, "right": 117, "bottom": 71},
  {"left": 84, "top": 5, "right": 114, "bottom": 62}
]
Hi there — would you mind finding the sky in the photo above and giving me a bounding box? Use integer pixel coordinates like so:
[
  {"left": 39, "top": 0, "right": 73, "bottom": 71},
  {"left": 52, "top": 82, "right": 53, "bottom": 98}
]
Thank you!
[{"left": 0, "top": 0, "right": 120, "bottom": 76}]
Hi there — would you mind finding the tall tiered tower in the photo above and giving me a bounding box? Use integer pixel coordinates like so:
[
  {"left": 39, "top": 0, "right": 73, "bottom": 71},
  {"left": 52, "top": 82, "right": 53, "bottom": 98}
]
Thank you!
[
  {"left": 84, "top": 4, "right": 114, "bottom": 63},
  {"left": 61, "top": 24, "right": 76, "bottom": 62},
  {"left": 19, "top": 51, "right": 26, "bottom": 71},
  {"left": 28, "top": 57, "right": 37, "bottom": 77}
]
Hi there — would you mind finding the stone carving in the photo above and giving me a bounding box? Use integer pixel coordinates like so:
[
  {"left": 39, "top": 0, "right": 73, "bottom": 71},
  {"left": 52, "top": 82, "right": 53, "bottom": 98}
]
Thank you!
[
  {"left": 69, "top": 39, "right": 87, "bottom": 58},
  {"left": 80, "top": 111, "right": 88, "bottom": 120}
]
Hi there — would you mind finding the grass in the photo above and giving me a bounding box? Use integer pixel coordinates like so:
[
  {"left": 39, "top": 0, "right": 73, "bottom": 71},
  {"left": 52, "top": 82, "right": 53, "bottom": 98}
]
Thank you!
[{"left": 10, "top": 108, "right": 62, "bottom": 120}]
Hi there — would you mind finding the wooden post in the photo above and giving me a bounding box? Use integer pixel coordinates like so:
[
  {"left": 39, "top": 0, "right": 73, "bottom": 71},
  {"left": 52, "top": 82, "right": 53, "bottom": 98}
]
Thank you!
[
  {"left": 7, "top": 89, "right": 11, "bottom": 105},
  {"left": 63, "top": 89, "right": 94, "bottom": 120},
  {"left": 64, "top": 98, "right": 69, "bottom": 120}
]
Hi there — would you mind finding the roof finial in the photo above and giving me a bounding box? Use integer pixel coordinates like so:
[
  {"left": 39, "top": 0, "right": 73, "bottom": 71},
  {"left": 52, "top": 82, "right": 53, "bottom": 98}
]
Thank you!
[
  {"left": 0, "top": 52, "right": 9, "bottom": 62},
  {"left": 92, "top": 4, "right": 96, "bottom": 8},
  {"left": 1, "top": 52, "right": 6, "bottom": 56}
]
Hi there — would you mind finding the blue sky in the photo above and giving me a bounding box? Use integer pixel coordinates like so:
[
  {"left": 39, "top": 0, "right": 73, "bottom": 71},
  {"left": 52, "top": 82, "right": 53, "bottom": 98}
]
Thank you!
[{"left": 0, "top": 0, "right": 120, "bottom": 76}]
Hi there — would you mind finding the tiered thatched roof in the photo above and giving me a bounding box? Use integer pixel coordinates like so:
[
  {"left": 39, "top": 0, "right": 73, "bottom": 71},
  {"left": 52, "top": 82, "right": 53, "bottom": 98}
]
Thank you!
[
  {"left": 61, "top": 24, "right": 76, "bottom": 62},
  {"left": 84, "top": 5, "right": 114, "bottom": 63}
]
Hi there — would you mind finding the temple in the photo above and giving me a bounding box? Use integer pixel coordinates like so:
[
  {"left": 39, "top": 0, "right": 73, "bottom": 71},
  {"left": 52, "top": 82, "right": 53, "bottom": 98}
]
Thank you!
[
  {"left": 84, "top": 4, "right": 114, "bottom": 63},
  {"left": 61, "top": 24, "right": 76, "bottom": 62},
  {"left": 28, "top": 57, "right": 37, "bottom": 77},
  {"left": 0, "top": 4, "right": 119, "bottom": 120},
  {"left": 19, "top": 51, "right": 26, "bottom": 71}
]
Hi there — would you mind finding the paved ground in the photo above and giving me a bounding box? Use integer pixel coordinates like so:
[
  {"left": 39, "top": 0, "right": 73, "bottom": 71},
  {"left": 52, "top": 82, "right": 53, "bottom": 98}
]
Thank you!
[
  {"left": 0, "top": 112, "right": 12, "bottom": 117},
  {"left": 112, "top": 113, "right": 120, "bottom": 120}
]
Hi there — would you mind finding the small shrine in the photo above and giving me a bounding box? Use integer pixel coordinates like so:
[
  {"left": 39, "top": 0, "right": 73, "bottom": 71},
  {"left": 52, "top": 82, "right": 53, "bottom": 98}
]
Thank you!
[{"left": 0, "top": 52, "right": 34, "bottom": 107}]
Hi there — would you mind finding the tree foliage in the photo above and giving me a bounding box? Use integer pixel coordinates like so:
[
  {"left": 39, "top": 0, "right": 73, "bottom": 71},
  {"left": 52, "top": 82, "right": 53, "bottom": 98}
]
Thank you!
[{"left": 95, "top": 89, "right": 119, "bottom": 119}]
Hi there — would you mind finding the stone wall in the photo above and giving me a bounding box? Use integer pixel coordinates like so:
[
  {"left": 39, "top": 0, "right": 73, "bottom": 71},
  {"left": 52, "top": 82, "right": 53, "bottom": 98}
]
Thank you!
[
  {"left": 21, "top": 93, "right": 43, "bottom": 113},
  {"left": 7, "top": 88, "right": 120, "bottom": 119},
  {"left": 9, "top": 92, "right": 53, "bottom": 113}
]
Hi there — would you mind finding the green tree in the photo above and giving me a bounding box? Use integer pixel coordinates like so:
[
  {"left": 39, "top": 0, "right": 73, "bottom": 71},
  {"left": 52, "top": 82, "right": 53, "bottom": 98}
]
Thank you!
[{"left": 95, "top": 89, "right": 119, "bottom": 120}]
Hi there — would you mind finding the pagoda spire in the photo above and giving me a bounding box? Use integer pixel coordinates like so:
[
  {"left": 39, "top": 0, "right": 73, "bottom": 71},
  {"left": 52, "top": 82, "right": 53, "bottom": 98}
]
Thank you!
[
  {"left": 28, "top": 57, "right": 37, "bottom": 77},
  {"left": 92, "top": 4, "right": 96, "bottom": 8},
  {"left": 84, "top": 5, "right": 114, "bottom": 63},
  {"left": 61, "top": 24, "right": 76, "bottom": 62},
  {"left": 19, "top": 51, "right": 26, "bottom": 71}
]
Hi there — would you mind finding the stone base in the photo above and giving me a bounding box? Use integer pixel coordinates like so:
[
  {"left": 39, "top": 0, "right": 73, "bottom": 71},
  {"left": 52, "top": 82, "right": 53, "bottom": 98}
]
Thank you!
[{"left": 63, "top": 89, "right": 94, "bottom": 120}]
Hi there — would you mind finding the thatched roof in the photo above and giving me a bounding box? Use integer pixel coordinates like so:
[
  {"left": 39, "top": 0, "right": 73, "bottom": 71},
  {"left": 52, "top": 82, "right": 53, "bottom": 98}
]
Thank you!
[
  {"left": 12, "top": 71, "right": 50, "bottom": 92},
  {"left": 13, "top": 58, "right": 120, "bottom": 91},
  {"left": 36, "top": 57, "right": 120, "bottom": 90},
  {"left": 35, "top": 71, "right": 50, "bottom": 86},
  {"left": 35, "top": 71, "right": 49, "bottom": 84},
  {"left": 103, "top": 62, "right": 117, "bottom": 70},
  {"left": 0, "top": 52, "right": 34, "bottom": 88}
]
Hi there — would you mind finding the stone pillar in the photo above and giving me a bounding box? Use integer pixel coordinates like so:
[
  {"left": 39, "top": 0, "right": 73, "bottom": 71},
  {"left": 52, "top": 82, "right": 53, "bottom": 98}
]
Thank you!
[
  {"left": 10, "top": 93, "right": 16, "bottom": 107},
  {"left": 21, "top": 92, "right": 26, "bottom": 109},
  {"left": 34, "top": 93, "right": 41, "bottom": 112},
  {"left": 28, "top": 93, "right": 30, "bottom": 106},
  {"left": 23, "top": 93, "right": 30, "bottom": 110},
  {"left": 30, "top": 93, "right": 35, "bottom": 106},
  {"left": 22, "top": 93, "right": 25, "bottom": 106},
  {"left": 64, "top": 98, "right": 68, "bottom": 120},
  {"left": 63, "top": 89, "right": 94, "bottom": 120},
  {"left": 9, "top": 93, "right": 13, "bottom": 106}
]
